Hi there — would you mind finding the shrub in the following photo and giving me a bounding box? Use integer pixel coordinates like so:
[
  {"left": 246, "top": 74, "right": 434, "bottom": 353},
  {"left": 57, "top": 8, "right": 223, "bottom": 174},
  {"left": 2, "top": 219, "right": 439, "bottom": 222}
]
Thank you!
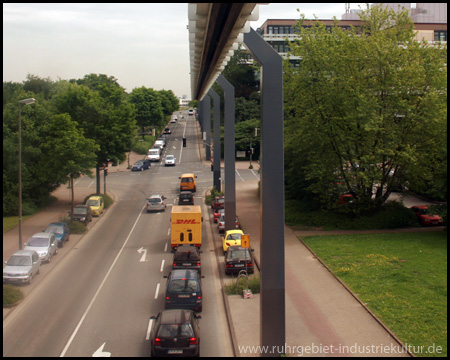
[
  {"left": 3, "top": 284, "right": 24, "bottom": 306},
  {"left": 225, "top": 274, "right": 260, "bottom": 295}
]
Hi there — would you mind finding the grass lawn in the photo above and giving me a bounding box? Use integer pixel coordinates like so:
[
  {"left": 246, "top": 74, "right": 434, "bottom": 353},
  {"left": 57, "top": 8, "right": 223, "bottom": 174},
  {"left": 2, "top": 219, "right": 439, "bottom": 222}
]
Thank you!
[{"left": 302, "top": 231, "right": 447, "bottom": 357}]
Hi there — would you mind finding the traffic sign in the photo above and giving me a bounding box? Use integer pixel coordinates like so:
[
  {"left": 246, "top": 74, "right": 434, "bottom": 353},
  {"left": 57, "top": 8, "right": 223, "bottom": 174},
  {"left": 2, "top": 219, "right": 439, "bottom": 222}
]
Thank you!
[{"left": 241, "top": 234, "right": 250, "bottom": 248}]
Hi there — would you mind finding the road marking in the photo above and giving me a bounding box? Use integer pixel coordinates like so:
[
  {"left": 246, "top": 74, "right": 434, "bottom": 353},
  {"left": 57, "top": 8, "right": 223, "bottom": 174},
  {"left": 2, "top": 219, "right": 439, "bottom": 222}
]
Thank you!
[
  {"left": 59, "top": 202, "right": 147, "bottom": 357},
  {"left": 160, "top": 260, "right": 165, "bottom": 272},
  {"left": 154, "top": 283, "right": 160, "bottom": 299},
  {"left": 138, "top": 247, "right": 147, "bottom": 262},
  {"left": 146, "top": 318, "right": 155, "bottom": 340},
  {"left": 235, "top": 169, "right": 245, "bottom": 181},
  {"left": 93, "top": 343, "right": 111, "bottom": 357}
]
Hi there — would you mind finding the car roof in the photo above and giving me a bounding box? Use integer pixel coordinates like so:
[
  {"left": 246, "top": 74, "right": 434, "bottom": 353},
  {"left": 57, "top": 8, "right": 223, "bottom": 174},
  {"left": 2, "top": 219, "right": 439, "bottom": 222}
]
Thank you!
[
  {"left": 74, "top": 204, "right": 89, "bottom": 208},
  {"left": 149, "top": 194, "right": 163, "bottom": 199},
  {"left": 170, "top": 269, "right": 200, "bottom": 279},
  {"left": 159, "top": 309, "right": 193, "bottom": 325},
  {"left": 228, "top": 246, "right": 250, "bottom": 251},
  {"left": 88, "top": 195, "right": 102, "bottom": 200},
  {"left": 175, "top": 245, "right": 199, "bottom": 253},
  {"left": 181, "top": 173, "right": 195, "bottom": 177},
  {"left": 10, "top": 249, "right": 37, "bottom": 257},
  {"left": 48, "top": 222, "right": 67, "bottom": 226},
  {"left": 30, "top": 232, "right": 54, "bottom": 238}
]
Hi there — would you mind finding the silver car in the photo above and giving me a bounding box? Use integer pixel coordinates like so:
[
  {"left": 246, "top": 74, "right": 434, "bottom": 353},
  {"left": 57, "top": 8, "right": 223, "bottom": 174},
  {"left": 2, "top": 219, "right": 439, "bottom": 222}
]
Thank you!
[
  {"left": 24, "top": 232, "right": 58, "bottom": 263},
  {"left": 147, "top": 195, "right": 167, "bottom": 212},
  {"left": 165, "top": 155, "right": 176, "bottom": 166},
  {"left": 3, "top": 250, "right": 41, "bottom": 284}
]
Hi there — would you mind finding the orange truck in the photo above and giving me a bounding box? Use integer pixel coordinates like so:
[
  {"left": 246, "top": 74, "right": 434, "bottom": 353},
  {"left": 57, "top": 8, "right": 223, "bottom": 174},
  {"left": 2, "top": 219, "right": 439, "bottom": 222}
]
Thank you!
[{"left": 170, "top": 205, "right": 202, "bottom": 251}]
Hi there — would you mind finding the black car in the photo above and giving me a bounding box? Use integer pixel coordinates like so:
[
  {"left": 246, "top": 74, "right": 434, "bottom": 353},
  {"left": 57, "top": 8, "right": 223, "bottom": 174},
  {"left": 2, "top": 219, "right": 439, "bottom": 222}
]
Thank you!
[
  {"left": 225, "top": 246, "right": 254, "bottom": 275},
  {"left": 71, "top": 205, "right": 92, "bottom": 225},
  {"left": 172, "top": 245, "right": 202, "bottom": 274},
  {"left": 163, "top": 128, "right": 171, "bottom": 135},
  {"left": 178, "top": 191, "right": 194, "bottom": 205},
  {"left": 150, "top": 309, "right": 201, "bottom": 357},
  {"left": 164, "top": 269, "right": 204, "bottom": 312},
  {"left": 131, "top": 159, "right": 151, "bottom": 171}
]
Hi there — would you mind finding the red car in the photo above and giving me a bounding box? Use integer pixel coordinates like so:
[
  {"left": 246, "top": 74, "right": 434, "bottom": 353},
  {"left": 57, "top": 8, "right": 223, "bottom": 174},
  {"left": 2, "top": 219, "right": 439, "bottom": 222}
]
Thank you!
[
  {"left": 410, "top": 205, "right": 443, "bottom": 226},
  {"left": 214, "top": 208, "right": 224, "bottom": 223}
]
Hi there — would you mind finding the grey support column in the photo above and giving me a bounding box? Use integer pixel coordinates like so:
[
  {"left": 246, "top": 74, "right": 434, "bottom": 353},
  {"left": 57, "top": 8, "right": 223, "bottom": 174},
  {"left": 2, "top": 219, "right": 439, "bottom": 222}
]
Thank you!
[
  {"left": 244, "top": 27, "right": 285, "bottom": 356},
  {"left": 203, "top": 95, "right": 211, "bottom": 161},
  {"left": 216, "top": 75, "right": 236, "bottom": 233},
  {"left": 208, "top": 88, "right": 221, "bottom": 192}
]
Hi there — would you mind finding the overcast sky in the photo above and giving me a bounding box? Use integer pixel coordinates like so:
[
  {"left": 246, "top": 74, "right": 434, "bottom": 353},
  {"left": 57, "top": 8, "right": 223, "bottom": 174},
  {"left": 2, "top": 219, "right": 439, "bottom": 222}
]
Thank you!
[{"left": 3, "top": 3, "right": 367, "bottom": 98}]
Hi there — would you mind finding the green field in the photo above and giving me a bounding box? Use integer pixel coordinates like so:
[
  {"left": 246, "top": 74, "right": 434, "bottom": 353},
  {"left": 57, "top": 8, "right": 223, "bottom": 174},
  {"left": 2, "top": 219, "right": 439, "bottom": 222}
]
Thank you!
[{"left": 302, "top": 231, "right": 447, "bottom": 357}]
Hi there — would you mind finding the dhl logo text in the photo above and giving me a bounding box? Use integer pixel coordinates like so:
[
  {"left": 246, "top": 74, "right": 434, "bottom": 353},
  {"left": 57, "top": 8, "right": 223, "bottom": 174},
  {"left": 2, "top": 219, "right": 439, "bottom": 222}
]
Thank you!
[{"left": 174, "top": 219, "right": 200, "bottom": 224}]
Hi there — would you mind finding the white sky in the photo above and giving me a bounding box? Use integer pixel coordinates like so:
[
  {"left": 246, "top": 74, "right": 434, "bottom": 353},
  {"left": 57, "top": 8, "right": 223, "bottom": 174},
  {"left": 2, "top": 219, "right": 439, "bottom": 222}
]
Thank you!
[{"left": 3, "top": 3, "right": 367, "bottom": 98}]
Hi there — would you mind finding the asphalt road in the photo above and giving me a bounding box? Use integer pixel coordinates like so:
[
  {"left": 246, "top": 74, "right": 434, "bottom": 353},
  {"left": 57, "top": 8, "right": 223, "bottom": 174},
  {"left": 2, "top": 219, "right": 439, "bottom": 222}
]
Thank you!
[{"left": 3, "top": 111, "right": 233, "bottom": 357}]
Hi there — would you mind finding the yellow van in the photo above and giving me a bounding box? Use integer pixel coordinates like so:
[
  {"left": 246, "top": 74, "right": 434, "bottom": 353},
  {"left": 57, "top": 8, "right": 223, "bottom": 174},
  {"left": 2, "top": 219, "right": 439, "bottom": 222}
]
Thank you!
[{"left": 179, "top": 173, "right": 197, "bottom": 192}]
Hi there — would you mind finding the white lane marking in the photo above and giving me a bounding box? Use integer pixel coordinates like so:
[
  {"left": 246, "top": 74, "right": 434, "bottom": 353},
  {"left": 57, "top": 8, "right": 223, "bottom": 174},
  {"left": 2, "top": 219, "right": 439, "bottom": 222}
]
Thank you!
[
  {"left": 146, "top": 318, "right": 155, "bottom": 341},
  {"left": 154, "top": 283, "right": 160, "bottom": 299},
  {"left": 59, "top": 202, "right": 147, "bottom": 357},
  {"left": 160, "top": 260, "right": 165, "bottom": 272},
  {"left": 235, "top": 169, "right": 245, "bottom": 181},
  {"left": 251, "top": 169, "right": 260, "bottom": 179}
]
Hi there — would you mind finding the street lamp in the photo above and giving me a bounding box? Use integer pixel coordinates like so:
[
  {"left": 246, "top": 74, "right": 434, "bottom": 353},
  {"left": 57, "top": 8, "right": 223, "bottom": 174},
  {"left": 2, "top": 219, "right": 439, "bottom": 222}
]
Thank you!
[{"left": 18, "top": 98, "right": 35, "bottom": 250}]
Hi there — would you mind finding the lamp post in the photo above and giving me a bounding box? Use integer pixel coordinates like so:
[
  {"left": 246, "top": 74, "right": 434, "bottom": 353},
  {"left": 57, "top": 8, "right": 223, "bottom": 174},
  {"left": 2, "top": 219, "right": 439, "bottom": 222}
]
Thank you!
[{"left": 18, "top": 98, "right": 35, "bottom": 250}]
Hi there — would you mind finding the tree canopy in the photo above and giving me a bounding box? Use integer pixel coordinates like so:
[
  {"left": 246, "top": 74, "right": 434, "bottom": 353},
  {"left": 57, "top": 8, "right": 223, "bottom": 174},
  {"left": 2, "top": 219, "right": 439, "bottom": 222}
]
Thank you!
[{"left": 284, "top": 5, "right": 447, "bottom": 211}]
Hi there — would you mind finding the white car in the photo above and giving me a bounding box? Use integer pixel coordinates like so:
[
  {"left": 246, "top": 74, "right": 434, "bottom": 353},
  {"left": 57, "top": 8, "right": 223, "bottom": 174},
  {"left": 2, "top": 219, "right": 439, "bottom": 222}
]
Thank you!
[
  {"left": 3, "top": 250, "right": 41, "bottom": 284},
  {"left": 24, "top": 233, "right": 58, "bottom": 263},
  {"left": 165, "top": 155, "right": 176, "bottom": 166},
  {"left": 147, "top": 195, "right": 167, "bottom": 212},
  {"left": 154, "top": 140, "right": 165, "bottom": 149}
]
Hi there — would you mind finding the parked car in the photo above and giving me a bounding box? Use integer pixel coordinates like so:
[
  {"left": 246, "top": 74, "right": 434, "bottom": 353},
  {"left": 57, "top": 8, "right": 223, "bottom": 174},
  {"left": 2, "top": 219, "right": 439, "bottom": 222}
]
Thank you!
[
  {"left": 44, "top": 222, "right": 70, "bottom": 248},
  {"left": 165, "top": 155, "right": 176, "bottom": 166},
  {"left": 131, "top": 159, "right": 151, "bottom": 171},
  {"left": 225, "top": 246, "right": 254, "bottom": 275},
  {"left": 211, "top": 195, "right": 225, "bottom": 211},
  {"left": 218, "top": 213, "right": 239, "bottom": 234},
  {"left": 172, "top": 245, "right": 202, "bottom": 274},
  {"left": 3, "top": 250, "right": 41, "bottom": 284},
  {"left": 147, "top": 195, "right": 167, "bottom": 212},
  {"left": 86, "top": 195, "right": 104, "bottom": 217},
  {"left": 149, "top": 309, "right": 201, "bottom": 357},
  {"left": 164, "top": 269, "right": 204, "bottom": 312},
  {"left": 178, "top": 191, "right": 194, "bottom": 205},
  {"left": 214, "top": 208, "right": 224, "bottom": 224},
  {"left": 410, "top": 205, "right": 443, "bottom": 226},
  {"left": 24, "top": 232, "right": 58, "bottom": 263},
  {"left": 155, "top": 139, "right": 165, "bottom": 150},
  {"left": 163, "top": 128, "right": 171, "bottom": 135},
  {"left": 222, "top": 229, "right": 244, "bottom": 255},
  {"left": 71, "top": 205, "right": 92, "bottom": 225}
]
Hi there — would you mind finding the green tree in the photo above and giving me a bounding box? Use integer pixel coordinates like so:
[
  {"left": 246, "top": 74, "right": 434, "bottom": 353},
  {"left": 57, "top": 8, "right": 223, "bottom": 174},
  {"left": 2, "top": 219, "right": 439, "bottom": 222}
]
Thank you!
[
  {"left": 284, "top": 5, "right": 447, "bottom": 212},
  {"left": 128, "top": 86, "right": 164, "bottom": 134},
  {"left": 158, "top": 89, "right": 179, "bottom": 117}
]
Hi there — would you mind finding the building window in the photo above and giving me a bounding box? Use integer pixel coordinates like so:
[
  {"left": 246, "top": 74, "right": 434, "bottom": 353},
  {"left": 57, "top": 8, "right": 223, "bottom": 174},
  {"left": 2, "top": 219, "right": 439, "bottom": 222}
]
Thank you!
[{"left": 434, "top": 31, "right": 447, "bottom": 42}]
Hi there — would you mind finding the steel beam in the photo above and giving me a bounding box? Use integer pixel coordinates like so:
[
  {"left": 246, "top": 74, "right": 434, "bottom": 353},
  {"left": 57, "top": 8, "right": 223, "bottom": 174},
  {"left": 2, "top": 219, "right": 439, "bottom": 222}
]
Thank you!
[
  {"left": 243, "top": 27, "right": 285, "bottom": 356},
  {"left": 208, "top": 88, "right": 221, "bottom": 192},
  {"left": 203, "top": 95, "right": 211, "bottom": 161},
  {"left": 216, "top": 75, "right": 236, "bottom": 233}
]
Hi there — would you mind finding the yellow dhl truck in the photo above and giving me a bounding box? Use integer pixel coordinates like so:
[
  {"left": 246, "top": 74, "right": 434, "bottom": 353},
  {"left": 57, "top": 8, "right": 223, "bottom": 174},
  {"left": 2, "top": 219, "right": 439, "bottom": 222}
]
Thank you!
[{"left": 170, "top": 205, "right": 202, "bottom": 251}]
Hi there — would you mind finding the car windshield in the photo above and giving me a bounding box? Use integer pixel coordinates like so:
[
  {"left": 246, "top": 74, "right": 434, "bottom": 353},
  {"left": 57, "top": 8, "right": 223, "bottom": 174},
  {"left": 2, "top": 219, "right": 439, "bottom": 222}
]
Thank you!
[
  {"left": 227, "top": 233, "right": 242, "bottom": 240},
  {"left": 148, "top": 198, "right": 162, "bottom": 203},
  {"left": 86, "top": 200, "right": 99, "bottom": 206},
  {"left": 73, "top": 207, "right": 87, "bottom": 214},
  {"left": 166, "top": 156, "right": 174, "bottom": 160},
  {"left": 418, "top": 208, "right": 429, "bottom": 215},
  {"left": 28, "top": 237, "right": 49, "bottom": 247},
  {"left": 168, "top": 279, "right": 199, "bottom": 292},
  {"left": 149, "top": 150, "right": 159, "bottom": 155},
  {"left": 157, "top": 324, "right": 194, "bottom": 338},
  {"left": 228, "top": 249, "right": 250, "bottom": 260},
  {"left": 46, "top": 225, "right": 64, "bottom": 234},
  {"left": 182, "top": 178, "right": 193, "bottom": 183},
  {"left": 7, "top": 255, "right": 31, "bottom": 266},
  {"left": 134, "top": 160, "right": 144, "bottom": 165}
]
